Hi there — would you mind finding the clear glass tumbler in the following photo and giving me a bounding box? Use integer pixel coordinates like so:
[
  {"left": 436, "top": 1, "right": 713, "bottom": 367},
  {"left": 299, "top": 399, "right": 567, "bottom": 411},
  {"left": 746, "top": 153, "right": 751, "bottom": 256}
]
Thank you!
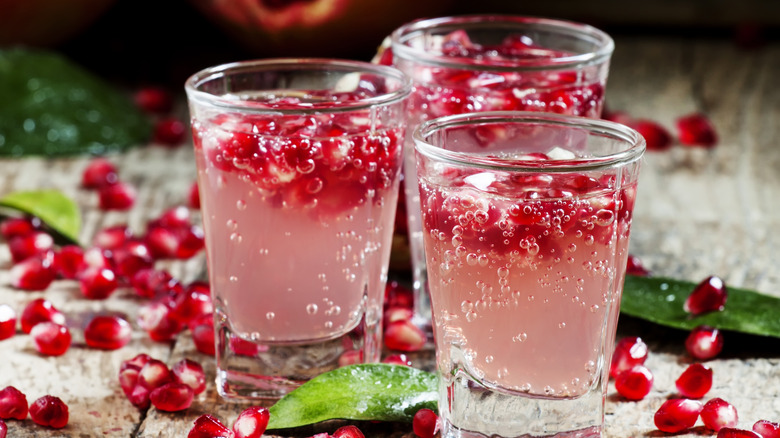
[
  {"left": 414, "top": 112, "right": 644, "bottom": 437},
  {"left": 389, "top": 15, "right": 615, "bottom": 331},
  {"left": 185, "top": 59, "right": 411, "bottom": 399}
]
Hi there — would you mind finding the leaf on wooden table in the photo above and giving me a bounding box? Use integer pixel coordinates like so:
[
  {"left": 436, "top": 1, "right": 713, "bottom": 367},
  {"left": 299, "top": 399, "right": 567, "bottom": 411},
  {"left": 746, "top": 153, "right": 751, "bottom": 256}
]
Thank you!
[
  {"left": 621, "top": 274, "right": 780, "bottom": 338},
  {"left": 0, "top": 190, "right": 81, "bottom": 244},
  {"left": 267, "top": 364, "right": 437, "bottom": 430}
]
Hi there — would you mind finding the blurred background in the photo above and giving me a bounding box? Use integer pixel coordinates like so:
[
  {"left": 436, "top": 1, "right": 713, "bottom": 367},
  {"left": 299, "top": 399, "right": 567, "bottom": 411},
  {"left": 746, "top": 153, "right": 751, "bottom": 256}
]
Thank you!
[{"left": 2, "top": 0, "right": 779, "bottom": 88}]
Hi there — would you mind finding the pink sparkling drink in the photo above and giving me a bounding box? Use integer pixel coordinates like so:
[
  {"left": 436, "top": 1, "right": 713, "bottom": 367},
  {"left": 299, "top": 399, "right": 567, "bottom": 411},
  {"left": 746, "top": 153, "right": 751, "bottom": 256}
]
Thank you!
[
  {"left": 186, "top": 59, "right": 411, "bottom": 399},
  {"left": 386, "top": 15, "right": 616, "bottom": 331},
  {"left": 414, "top": 112, "right": 644, "bottom": 437}
]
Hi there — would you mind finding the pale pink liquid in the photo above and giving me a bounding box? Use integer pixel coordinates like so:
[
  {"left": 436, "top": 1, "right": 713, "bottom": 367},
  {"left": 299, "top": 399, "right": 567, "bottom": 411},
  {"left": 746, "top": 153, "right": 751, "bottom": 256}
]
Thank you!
[{"left": 420, "top": 166, "right": 635, "bottom": 398}]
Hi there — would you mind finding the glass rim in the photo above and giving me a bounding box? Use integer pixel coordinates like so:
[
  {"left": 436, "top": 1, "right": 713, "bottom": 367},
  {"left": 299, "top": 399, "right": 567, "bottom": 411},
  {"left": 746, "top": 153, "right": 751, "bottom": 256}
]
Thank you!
[
  {"left": 414, "top": 111, "right": 646, "bottom": 173},
  {"left": 184, "top": 58, "right": 412, "bottom": 114},
  {"left": 390, "top": 14, "right": 615, "bottom": 72}
]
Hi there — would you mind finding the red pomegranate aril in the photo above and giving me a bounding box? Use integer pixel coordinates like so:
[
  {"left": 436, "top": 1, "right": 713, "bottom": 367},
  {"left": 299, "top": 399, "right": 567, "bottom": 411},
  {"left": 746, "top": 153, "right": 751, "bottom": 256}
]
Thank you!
[
  {"left": 154, "top": 118, "right": 187, "bottom": 146},
  {"left": 0, "top": 419, "right": 6, "bottom": 438},
  {"left": 654, "top": 398, "right": 703, "bottom": 433},
  {"left": 686, "top": 325, "right": 725, "bottom": 360},
  {"left": 111, "top": 240, "right": 155, "bottom": 281},
  {"left": 150, "top": 382, "right": 194, "bottom": 412},
  {"left": 629, "top": 119, "right": 673, "bottom": 151},
  {"left": 384, "top": 306, "right": 414, "bottom": 326},
  {"left": 383, "top": 353, "right": 413, "bottom": 366},
  {"left": 333, "top": 425, "right": 365, "bottom": 438},
  {"left": 171, "top": 289, "right": 213, "bottom": 325},
  {"left": 154, "top": 205, "right": 191, "bottom": 228},
  {"left": 0, "top": 386, "right": 28, "bottom": 420},
  {"left": 701, "top": 397, "right": 738, "bottom": 432},
  {"left": 31, "top": 322, "right": 71, "bottom": 356},
  {"left": 232, "top": 406, "right": 270, "bottom": 438},
  {"left": 175, "top": 226, "right": 205, "bottom": 259},
  {"left": 53, "top": 245, "right": 84, "bottom": 279},
  {"left": 82, "top": 158, "right": 119, "bottom": 189},
  {"left": 118, "top": 354, "right": 152, "bottom": 405},
  {"left": 413, "top": 408, "right": 439, "bottom": 438},
  {"left": 134, "top": 86, "right": 173, "bottom": 114},
  {"left": 614, "top": 364, "right": 654, "bottom": 401},
  {"left": 29, "top": 395, "right": 68, "bottom": 429},
  {"left": 685, "top": 275, "right": 728, "bottom": 315},
  {"left": 84, "top": 315, "right": 132, "bottom": 350},
  {"left": 719, "top": 428, "right": 763, "bottom": 438},
  {"left": 171, "top": 359, "right": 206, "bottom": 395},
  {"left": 10, "top": 250, "right": 56, "bottom": 291},
  {"left": 0, "top": 305, "right": 16, "bottom": 341},
  {"left": 190, "top": 314, "right": 216, "bottom": 356},
  {"left": 384, "top": 319, "right": 426, "bottom": 352},
  {"left": 338, "top": 350, "right": 363, "bottom": 367},
  {"left": 626, "top": 254, "right": 651, "bottom": 276},
  {"left": 0, "top": 216, "right": 40, "bottom": 239},
  {"left": 138, "top": 300, "right": 183, "bottom": 342},
  {"left": 676, "top": 363, "right": 713, "bottom": 399},
  {"left": 131, "top": 268, "right": 181, "bottom": 299},
  {"left": 609, "top": 336, "right": 648, "bottom": 378},
  {"left": 82, "top": 246, "right": 112, "bottom": 270},
  {"left": 20, "top": 298, "right": 65, "bottom": 334},
  {"left": 93, "top": 224, "right": 133, "bottom": 250},
  {"left": 188, "top": 181, "right": 200, "bottom": 209},
  {"left": 144, "top": 226, "right": 180, "bottom": 259},
  {"left": 385, "top": 280, "right": 413, "bottom": 309},
  {"left": 99, "top": 181, "right": 137, "bottom": 211},
  {"left": 79, "top": 266, "right": 119, "bottom": 299},
  {"left": 8, "top": 231, "right": 54, "bottom": 263},
  {"left": 138, "top": 359, "right": 173, "bottom": 390},
  {"left": 188, "top": 414, "right": 234, "bottom": 438},
  {"left": 677, "top": 113, "right": 718, "bottom": 148},
  {"left": 754, "top": 420, "right": 780, "bottom": 438}
]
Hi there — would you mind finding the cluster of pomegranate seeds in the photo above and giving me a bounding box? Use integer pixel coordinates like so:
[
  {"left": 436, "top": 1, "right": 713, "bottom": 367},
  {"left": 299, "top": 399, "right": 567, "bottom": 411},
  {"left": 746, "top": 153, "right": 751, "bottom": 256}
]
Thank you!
[
  {"left": 654, "top": 398, "right": 703, "bottom": 433},
  {"left": 144, "top": 206, "right": 205, "bottom": 260},
  {"left": 412, "top": 408, "right": 439, "bottom": 438},
  {"left": 0, "top": 305, "right": 15, "bottom": 340},
  {"left": 603, "top": 108, "right": 719, "bottom": 151},
  {"left": 119, "top": 354, "right": 204, "bottom": 411},
  {"left": 84, "top": 315, "right": 132, "bottom": 350},
  {"left": 29, "top": 395, "right": 69, "bottom": 429},
  {"left": 136, "top": 280, "right": 212, "bottom": 343},
  {"left": 134, "top": 86, "right": 187, "bottom": 147},
  {"left": 685, "top": 275, "right": 728, "bottom": 315},
  {"left": 20, "top": 299, "right": 65, "bottom": 334},
  {"left": 30, "top": 321, "right": 71, "bottom": 356},
  {"left": 382, "top": 281, "right": 425, "bottom": 352},
  {"left": 0, "top": 386, "right": 28, "bottom": 420}
]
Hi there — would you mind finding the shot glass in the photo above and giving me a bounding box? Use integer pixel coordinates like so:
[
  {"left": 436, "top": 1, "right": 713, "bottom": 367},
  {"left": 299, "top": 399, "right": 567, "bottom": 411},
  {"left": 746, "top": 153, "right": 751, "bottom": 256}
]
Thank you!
[
  {"left": 414, "top": 112, "right": 645, "bottom": 437},
  {"left": 388, "top": 15, "right": 615, "bottom": 330},
  {"left": 185, "top": 59, "right": 411, "bottom": 399}
]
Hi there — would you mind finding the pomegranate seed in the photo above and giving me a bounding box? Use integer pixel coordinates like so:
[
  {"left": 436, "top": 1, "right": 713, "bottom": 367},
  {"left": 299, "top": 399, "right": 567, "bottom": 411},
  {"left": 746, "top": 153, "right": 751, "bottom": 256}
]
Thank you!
[
  {"left": 171, "top": 359, "right": 206, "bottom": 395},
  {"left": 8, "top": 231, "right": 54, "bottom": 263},
  {"left": 0, "top": 386, "right": 28, "bottom": 420},
  {"left": 338, "top": 350, "right": 363, "bottom": 367},
  {"left": 333, "top": 425, "right": 365, "bottom": 438},
  {"left": 754, "top": 420, "right": 780, "bottom": 438},
  {"left": 0, "top": 216, "right": 40, "bottom": 239},
  {"left": 82, "top": 158, "right": 119, "bottom": 189},
  {"left": 609, "top": 336, "right": 648, "bottom": 378},
  {"left": 154, "top": 205, "right": 192, "bottom": 228},
  {"left": 384, "top": 306, "right": 414, "bottom": 326},
  {"left": 654, "top": 398, "right": 703, "bottom": 433},
  {"left": 384, "top": 320, "right": 426, "bottom": 352},
  {"left": 31, "top": 322, "right": 71, "bottom": 356},
  {"left": 144, "top": 226, "right": 180, "bottom": 259},
  {"left": 131, "top": 268, "right": 181, "bottom": 299},
  {"left": 53, "top": 245, "right": 84, "bottom": 279},
  {"left": 232, "top": 406, "right": 270, "bottom": 438},
  {"left": 0, "top": 419, "right": 5, "bottom": 438},
  {"left": 137, "top": 300, "right": 183, "bottom": 342},
  {"left": 111, "top": 240, "right": 155, "bottom": 281},
  {"left": 685, "top": 275, "right": 727, "bottom": 315},
  {"left": 677, "top": 113, "right": 718, "bottom": 148},
  {"left": 134, "top": 86, "right": 173, "bottom": 114},
  {"left": 171, "top": 288, "right": 213, "bottom": 326},
  {"left": 188, "top": 414, "right": 234, "bottom": 438},
  {"left": 413, "top": 408, "right": 439, "bottom": 438},
  {"left": 701, "top": 397, "right": 739, "bottom": 432},
  {"left": 82, "top": 246, "right": 112, "bottom": 270},
  {"left": 188, "top": 181, "right": 200, "bottom": 209},
  {"left": 686, "top": 325, "right": 725, "bottom": 360},
  {"left": 383, "top": 353, "right": 412, "bottom": 366},
  {"left": 79, "top": 266, "right": 119, "bottom": 299},
  {"left": 190, "top": 314, "right": 216, "bottom": 356},
  {"left": 719, "top": 428, "right": 763, "bottom": 438},
  {"left": 385, "top": 280, "right": 413, "bottom": 309},
  {"left": 154, "top": 118, "right": 187, "bottom": 146},
  {"left": 138, "top": 358, "right": 173, "bottom": 390},
  {"left": 675, "top": 363, "right": 713, "bottom": 399},
  {"left": 626, "top": 254, "right": 651, "bottom": 276},
  {"left": 93, "top": 225, "right": 133, "bottom": 250},
  {"left": 10, "top": 251, "right": 56, "bottom": 291},
  {"left": 150, "top": 382, "right": 194, "bottom": 412},
  {"left": 29, "top": 395, "right": 68, "bottom": 429},
  {"left": 98, "top": 181, "right": 137, "bottom": 211},
  {"left": 84, "top": 315, "right": 132, "bottom": 350},
  {"left": 614, "top": 364, "right": 654, "bottom": 400},
  {"left": 118, "top": 354, "right": 152, "bottom": 407},
  {"left": 229, "top": 335, "right": 260, "bottom": 356},
  {"left": 629, "top": 119, "right": 673, "bottom": 151},
  {"left": 0, "top": 305, "right": 16, "bottom": 341},
  {"left": 20, "top": 298, "right": 65, "bottom": 334}
]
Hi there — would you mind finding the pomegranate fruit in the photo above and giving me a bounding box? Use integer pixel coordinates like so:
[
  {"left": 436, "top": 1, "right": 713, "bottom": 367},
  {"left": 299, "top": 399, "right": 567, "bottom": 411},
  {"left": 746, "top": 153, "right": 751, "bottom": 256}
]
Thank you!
[
  {"left": 384, "top": 319, "right": 426, "bottom": 352},
  {"left": 609, "top": 336, "right": 648, "bottom": 379},
  {"left": 675, "top": 363, "right": 713, "bottom": 399},
  {"left": 334, "top": 425, "right": 365, "bottom": 438},
  {"left": 0, "top": 305, "right": 16, "bottom": 341},
  {"left": 614, "top": 364, "right": 654, "bottom": 401},
  {"left": 31, "top": 322, "right": 71, "bottom": 356},
  {"left": 685, "top": 275, "right": 727, "bottom": 315},
  {"left": 9, "top": 250, "right": 56, "bottom": 291},
  {"left": 188, "top": 414, "right": 234, "bottom": 438},
  {"left": 84, "top": 315, "right": 132, "bottom": 350},
  {"left": 686, "top": 325, "right": 724, "bottom": 360},
  {"left": 150, "top": 382, "right": 194, "bottom": 412},
  {"left": 701, "top": 397, "right": 738, "bottom": 432},
  {"left": 413, "top": 408, "right": 439, "bottom": 438},
  {"left": 232, "top": 406, "right": 270, "bottom": 438},
  {"left": 29, "top": 395, "right": 68, "bottom": 429},
  {"left": 20, "top": 298, "right": 65, "bottom": 334},
  {"left": 171, "top": 358, "right": 206, "bottom": 395},
  {"left": 677, "top": 113, "right": 718, "bottom": 148},
  {"left": 653, "top": 398, "right": 703, "bottom": 434},
  {"left": 0, "top": 386, "right": 28, "bottom": 420},
  {"left": 754, "top": 420, "right": 780, "bottom": 438},
  {"left": 719, "top": 428, "right": 763, "bottom": 438}
]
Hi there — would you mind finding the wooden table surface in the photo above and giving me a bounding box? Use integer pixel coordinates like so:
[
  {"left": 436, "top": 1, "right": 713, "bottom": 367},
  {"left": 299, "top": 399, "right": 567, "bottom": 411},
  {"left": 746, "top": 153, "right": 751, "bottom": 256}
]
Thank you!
[{"left": 1, "top": 35, "right": 779, "bottom": 437}]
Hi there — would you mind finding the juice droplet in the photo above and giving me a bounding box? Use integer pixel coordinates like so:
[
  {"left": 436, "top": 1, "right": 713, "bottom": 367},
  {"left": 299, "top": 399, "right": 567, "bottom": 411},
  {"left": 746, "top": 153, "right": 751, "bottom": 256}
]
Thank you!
[
  {"left": 306, "top": 304, "right": 318, "bottom": 315},
  {"left": 226, "top": 219, "right": 238, "bottom": 231},
  {"left": 544, "top": 386, "right": 555, "bottom": 395},
  {"left": 461, "top": 300, "right": 474, "bottom": 313},
  {"left": 236, "top": 200, "right": 247, "bottom": 211},
  {"left": 229, "top": 232, "right": 242, "bottom": 244},
  {"left": 559, "top": 322, "right": 566, "bottom": 329},
  {"left": 229, "top": 275, "right": 238, "bottom": 283},
  {"left": 266, "top": 312, "right": 275, "bottom": 321},
  {"left": 584, "top": 234, "right": 595, "bottom": 245},
  {"left": 485, "top": 355, "right": 494, "bottom": 364},
  {"left": 465, "top": 311, "right": 477, "bottom": 322},
  {"left": 514, "top": 332, "right": 528, "bottom": 342}
]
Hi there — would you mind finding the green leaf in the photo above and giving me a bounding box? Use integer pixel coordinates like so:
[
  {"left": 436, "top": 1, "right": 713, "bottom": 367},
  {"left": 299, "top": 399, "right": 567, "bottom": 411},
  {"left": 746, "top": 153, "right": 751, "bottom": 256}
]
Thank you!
[
  {"left": 0, "top": 190, "right": 81, "bottom": 244},
  {"left": 267, "top": 364, "right": 437, "bottom": 430},
  {"left": 621, "top": 275, "right": 780, "bottom": 338},
  {"left": 0, "top": 48, "right": 151, "bottom": 157}
]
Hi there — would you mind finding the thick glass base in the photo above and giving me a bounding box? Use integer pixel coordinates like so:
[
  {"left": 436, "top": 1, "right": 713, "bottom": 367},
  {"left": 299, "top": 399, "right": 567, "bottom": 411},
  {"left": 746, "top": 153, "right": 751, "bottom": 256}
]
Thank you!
[
  {"left": 439, "top": 368, "right": 605, "bottom": 438},
  {"left": 215, "top": 313, "right": 381, "bottom": 400}
]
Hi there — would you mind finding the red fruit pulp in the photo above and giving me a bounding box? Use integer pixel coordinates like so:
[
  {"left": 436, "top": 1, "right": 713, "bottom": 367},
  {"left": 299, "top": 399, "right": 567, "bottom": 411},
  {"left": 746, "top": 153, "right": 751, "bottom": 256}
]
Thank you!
[
  {"left": 20, "top": 298, "right": 66, "bottom": 334},
  {"left": 0, "top": 386, "right": 29, "bottom": 420},
  {"left": 675, "top": 363, "right": 713, "bottom": 399},
  {"left": 31, "top": 322, "right": 71, "bottom": 356},
  {"left": 614, "top": 364, "right": 654, "bottom": 401},
  {"left": 0, "top": 305, "right": 16, "bottom": 341},
  {"left": 149, "top": 382, "right": 194, "bottom": 412},
  {"left": 701, "top": 397, "right": 739, "bottom": 432},
  {"left": 413, "top": 408, "right": 439, "bottom": 438},
  {"left": 29, "top": 395, "right": 69, "bottom": 429},
  {"left": 686, "top": 325, "right": 724, "bottom": 360},
  {"left": 609, "top": 336, "right": 648, "bottom": 378},
  {"left": 137, "top": 300, "right": 183, "bottom": 342},
  {"left": 232, "top": 406, "right": 270, "bottom": 438},
  {"left": 84, "top": 315, "right": 132, "bottom": 350},
  {"left": 654, "top": 398, "right": 703, "bottom": 433},
  {"left": 685, "top": 275, "right": 727, "bottom": 315}
]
